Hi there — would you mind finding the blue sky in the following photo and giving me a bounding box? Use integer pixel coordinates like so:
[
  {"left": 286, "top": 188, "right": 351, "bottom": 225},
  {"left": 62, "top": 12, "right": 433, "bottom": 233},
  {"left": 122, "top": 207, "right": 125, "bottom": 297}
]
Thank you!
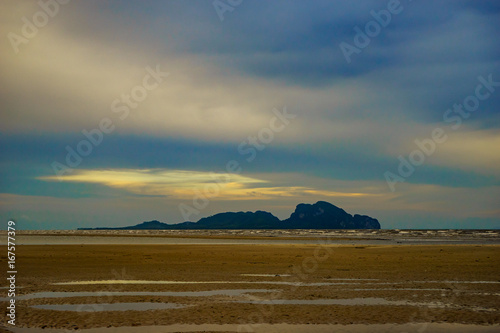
[{"left": 0, "top": 0, "right": 499, "bottom": 229}]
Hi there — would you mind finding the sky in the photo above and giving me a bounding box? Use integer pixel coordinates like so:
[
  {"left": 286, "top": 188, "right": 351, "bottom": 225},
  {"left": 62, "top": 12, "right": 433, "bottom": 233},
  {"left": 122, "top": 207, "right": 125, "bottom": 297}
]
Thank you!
[{"left": 0, "top": 0, "right": 499, "bottom": 230}]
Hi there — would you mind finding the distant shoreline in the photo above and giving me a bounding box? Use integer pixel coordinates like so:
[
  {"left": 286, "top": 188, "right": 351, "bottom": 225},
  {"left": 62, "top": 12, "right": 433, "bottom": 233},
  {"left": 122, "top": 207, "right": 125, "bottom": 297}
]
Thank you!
[{"left": 1, "top": 229, "right": 499, "bottom": 246}]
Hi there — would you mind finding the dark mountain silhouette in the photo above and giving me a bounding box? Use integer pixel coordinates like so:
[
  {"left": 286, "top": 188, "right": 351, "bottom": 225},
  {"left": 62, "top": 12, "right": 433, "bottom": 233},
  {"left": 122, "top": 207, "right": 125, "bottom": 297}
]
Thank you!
[
  {"left": 283, "top": 201, "right": 380, "bottom": 229},
  {"left": 79, "top": 201, "right": 380, "bottom": 230},
  {"left": 122, "top": 220, "right": 170, "bottom": 230},
  {"left": 195, "top": 211, "right": 281, "bottom": 229}
]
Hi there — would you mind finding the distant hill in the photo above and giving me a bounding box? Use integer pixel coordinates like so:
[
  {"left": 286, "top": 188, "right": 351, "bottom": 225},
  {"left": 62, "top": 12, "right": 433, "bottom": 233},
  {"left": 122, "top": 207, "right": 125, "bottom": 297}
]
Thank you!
[
  {"left": 195, "top": 211, "right": 281, "bottom": 229},
  {"left": 79, "top": 201, "right": 380, "bottom": 230},
  {"left": 283, "top": 201, "right": 380, "bottom": 229}
]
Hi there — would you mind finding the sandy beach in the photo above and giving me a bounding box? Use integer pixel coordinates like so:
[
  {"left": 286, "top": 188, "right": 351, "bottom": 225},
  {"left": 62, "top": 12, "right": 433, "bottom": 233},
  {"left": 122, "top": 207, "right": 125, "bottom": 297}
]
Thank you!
[{"left": 1, "top": 233, "right": 499, "bottom": 332}]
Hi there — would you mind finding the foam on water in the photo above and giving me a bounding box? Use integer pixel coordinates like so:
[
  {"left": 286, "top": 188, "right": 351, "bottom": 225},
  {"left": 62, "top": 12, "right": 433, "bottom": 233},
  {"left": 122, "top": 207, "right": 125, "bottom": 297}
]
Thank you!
[{"left": 3, "top": 228, "right": 499, "bottom": 246}]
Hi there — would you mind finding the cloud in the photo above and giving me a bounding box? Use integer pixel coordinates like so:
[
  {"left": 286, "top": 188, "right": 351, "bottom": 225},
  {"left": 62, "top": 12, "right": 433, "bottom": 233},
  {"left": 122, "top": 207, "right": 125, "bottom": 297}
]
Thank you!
[
  {"left": 400, "top": 128, "right": 500, "bottom": 177},
  {"left": 1, "top": 1, "right": 499, "bottom": 229},
  {"left": 38, "top": 168, "right": 378, "bottom": 201}
]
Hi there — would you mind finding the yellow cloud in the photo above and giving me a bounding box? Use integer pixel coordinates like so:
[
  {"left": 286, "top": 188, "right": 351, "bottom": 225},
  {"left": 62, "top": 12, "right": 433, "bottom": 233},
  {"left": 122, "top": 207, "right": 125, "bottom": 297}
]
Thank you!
[{"left": 38, "top": 169, "right": 377, "bottom": 200}]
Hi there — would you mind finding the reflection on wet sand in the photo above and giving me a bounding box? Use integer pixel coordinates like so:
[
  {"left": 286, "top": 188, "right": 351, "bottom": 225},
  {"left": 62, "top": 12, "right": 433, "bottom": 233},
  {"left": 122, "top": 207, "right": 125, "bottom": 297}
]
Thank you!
[{"left": 32, "top": 302, "right": 185, "bottom": 312}]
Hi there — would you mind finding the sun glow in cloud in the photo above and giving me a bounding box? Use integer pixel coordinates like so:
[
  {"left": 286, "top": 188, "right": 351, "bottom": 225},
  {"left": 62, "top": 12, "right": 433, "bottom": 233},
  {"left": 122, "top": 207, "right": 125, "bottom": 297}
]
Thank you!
[{"left": 39, "top": 169, "right": 377, "bottom": 200}]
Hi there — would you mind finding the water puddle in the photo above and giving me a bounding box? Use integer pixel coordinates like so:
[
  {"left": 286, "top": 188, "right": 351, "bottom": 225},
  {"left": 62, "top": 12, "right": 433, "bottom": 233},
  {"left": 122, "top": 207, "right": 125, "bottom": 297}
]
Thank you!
[
  {"left": 31, "top": 302, "right": 184, "bottom": 312},
  {"left": 50, "top": 279, "right": 500, "bottom": 289},
  {"left": 52, "top": 280, "right": 338, "bottom": 286},
  {"left": 0, "top": 289, "right": 276, "bottom": 301},
  {"left": 408, "top": 301, "right": 499, "bottom": 312},
  {"left": 53, "top": 280, "right": 237, "bottom": 285},
  {"left": 236, "top": 298, "right": 500, "bottom": 312},
  {"left": 326, "top": 280, "right": 500, "bottom": 285},
  {"left": 351, "top": 288, "right": 500, "bottom": 294},
  {"left": 326, "top": 278, "right": 380, "bottom": 281},
  {"left": 235, "top": 297, "right": 407, "bottom": 306},
  {"left": 240, "top": 274, "right": 291, "bottom": 277},
  {"left": 351, "top": 288, "right": 448, "bottom": 291},
  {"left": 414, "top": 281, "right": 500, "bottom": 284}
]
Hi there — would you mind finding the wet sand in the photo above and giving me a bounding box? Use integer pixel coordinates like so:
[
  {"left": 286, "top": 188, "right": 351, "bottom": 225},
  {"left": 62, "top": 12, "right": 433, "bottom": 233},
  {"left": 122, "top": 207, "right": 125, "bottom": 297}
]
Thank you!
[
  {"left": 1, "top": 238, "right": 499, "bottom": 331},
  {"left": 5, "top": 323, "right": 500, "bottom": 333}
]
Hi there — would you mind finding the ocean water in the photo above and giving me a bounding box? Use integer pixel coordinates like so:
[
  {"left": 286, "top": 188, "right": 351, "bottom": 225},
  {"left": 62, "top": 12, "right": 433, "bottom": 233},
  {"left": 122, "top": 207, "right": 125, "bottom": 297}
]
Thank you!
[{"left": 1, "top": 229, "right": 499, "bottom": 245}]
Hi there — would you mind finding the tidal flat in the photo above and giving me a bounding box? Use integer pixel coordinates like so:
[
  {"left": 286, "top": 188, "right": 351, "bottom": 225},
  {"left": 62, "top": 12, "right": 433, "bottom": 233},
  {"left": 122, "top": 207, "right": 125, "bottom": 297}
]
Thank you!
[{"left": 0, "top": 231, "right": 499, "bottom": 332}]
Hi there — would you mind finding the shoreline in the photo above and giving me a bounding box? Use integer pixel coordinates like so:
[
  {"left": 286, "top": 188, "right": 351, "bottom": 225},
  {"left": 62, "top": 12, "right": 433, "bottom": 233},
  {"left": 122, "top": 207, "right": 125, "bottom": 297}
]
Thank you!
[{"left": 1, "top": 229, "right": 499, "bottom": 246}]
